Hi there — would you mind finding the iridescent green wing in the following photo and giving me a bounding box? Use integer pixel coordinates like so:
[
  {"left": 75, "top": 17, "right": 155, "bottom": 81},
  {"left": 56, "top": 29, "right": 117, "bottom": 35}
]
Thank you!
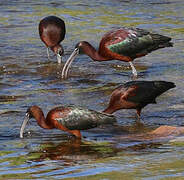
[
  {"left": 56, "top": 106, "right": 116, "bottom": 130},
  {"left": 107, "top": 28, "right": 154, "bottom": 58},
  {"left": 107, "top": 28, "right": 172, "bottom": 59}
]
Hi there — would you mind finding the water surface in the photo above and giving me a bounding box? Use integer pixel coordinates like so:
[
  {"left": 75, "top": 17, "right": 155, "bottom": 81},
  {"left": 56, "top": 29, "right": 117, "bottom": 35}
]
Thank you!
[{"left": 0, "top": 0, "right": 184, "bottom": 179}]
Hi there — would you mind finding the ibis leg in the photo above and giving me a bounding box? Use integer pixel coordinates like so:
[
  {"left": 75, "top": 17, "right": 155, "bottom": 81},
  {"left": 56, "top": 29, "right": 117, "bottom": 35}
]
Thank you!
[
  {"left": 47, "top": 48, "right": 51, "bottom": 60},
  {"left": 57, "top": 53, "right": 62, "bottom": 64},
  {"left": 69, "top": 130, "right": 81, "bottom": 139},
  {"left": 136, "top": 108, "right": 141, "bottom": 121},
  {"left": 129, "top": 61, "right": 137, "bottom": 77},
  {"left": 57, "top": 123, "right": 82, "bottom": 138}
]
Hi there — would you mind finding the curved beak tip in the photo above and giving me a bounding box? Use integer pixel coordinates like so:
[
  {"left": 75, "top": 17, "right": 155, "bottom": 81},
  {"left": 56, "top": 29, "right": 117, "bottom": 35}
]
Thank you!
[
  {"left": 19, "top": 115, "right": 29, "bottom": 139},
  {"left": 20, "top": 134, "right": 23, "bottom": 138},
  {"left": 57, "top": 54, "right": 62, "bottom": 64}
]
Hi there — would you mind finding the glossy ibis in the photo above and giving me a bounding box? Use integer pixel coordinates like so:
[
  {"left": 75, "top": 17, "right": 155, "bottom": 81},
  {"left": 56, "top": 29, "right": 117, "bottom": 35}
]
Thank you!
[
  {"left": 103, "top": 80, "right": 175, "bottom": 120},
  {"left": 39, "top": 16, "right": 66, "bottom": 63},
  {"left": 61, "top": 28, "right": 173, "bottom": 78},
  {"left": 20, "top": 105, "right": 116, "bottom": 139}
]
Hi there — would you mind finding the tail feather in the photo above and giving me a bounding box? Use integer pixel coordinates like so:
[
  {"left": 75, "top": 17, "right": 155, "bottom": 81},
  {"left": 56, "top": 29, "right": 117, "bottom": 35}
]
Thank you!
[
  {"left": 151, "top": 33, "right": 172, "bottom": 43},
  {"left": 159, "top": 41, "right": 173, "bottom": 48},
  {"left": 152, "top": 33, "right": 173, "bottom": 46},
  {"left": 154, "top": 81, "right": 176, "bottom": 94},
  {"left": 144, "top": 34, "right": 173, "bottom": 53}
]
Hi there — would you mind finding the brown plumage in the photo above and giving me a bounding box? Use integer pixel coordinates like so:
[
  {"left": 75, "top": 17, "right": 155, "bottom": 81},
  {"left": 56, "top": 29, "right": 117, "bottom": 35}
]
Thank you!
[
  {"left": 39, "top": 16, "right": 66, "bottom": 63},
  {"left": 103, "top": 80, "right": 176, "bottom": 120},
  {"left": 20, "top": 105, "right": 116, "bottom": 139},
  {"left": 62, "top": 27, "right": 173, "bottom": 78}
]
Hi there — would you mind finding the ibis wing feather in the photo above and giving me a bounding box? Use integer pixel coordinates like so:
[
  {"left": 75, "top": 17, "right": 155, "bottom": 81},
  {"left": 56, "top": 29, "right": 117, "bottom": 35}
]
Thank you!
[
  {"left": 119, "top": 81, "right": 175, "bottom": 105},
  {"left": 39, "top": 16, "right": 66, "bottom": 47},
  {"left": 100, "top": 28, "right": 172, "bottom": 59},
  {"left": 106, "top": 28, "right": 153, "bottom": 58},
  {"left": 55, "top": 106, "right": 116, "bottom": 130}
]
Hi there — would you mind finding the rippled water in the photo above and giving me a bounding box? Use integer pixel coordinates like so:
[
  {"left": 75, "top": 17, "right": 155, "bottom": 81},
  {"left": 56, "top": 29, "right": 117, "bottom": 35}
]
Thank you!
[{"left": 0, "top": 0, "right": 184, "bottom": 179}]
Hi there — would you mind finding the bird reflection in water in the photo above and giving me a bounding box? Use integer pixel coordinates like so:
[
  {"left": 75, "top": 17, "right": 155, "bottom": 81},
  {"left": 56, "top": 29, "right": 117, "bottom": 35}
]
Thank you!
[
  {"left": 30, "top": 138, "right": 120, "bottom": 163},
  {"left": 28, "top": 124, "right": 184, "bottom": 165}
]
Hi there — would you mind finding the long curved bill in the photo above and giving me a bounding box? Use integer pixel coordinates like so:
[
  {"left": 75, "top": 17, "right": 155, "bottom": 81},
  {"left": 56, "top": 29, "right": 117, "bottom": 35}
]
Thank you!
[
  {"left": 61, "top": 48, "right": 79, "bottom": 79},
  {"left": 20, "top": 113, "right": 30, "bottom": 138}
]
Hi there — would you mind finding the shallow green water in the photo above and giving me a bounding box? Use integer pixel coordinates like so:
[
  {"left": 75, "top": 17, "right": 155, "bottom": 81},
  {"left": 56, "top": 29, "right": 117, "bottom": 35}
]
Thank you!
[{"left": 0, "top": 0, "right": 184, "bottom": 179}]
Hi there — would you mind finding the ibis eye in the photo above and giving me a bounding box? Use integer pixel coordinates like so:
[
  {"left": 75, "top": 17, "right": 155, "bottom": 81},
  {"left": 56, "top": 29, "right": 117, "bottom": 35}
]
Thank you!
[
  {"left": 26, "top": 111, "right": 33, "bottom": 118},
  {"left": 26, "top": 113, "right": 30, "bottom": 117},
  {"left": 58, "top": 47, "right": 64, "bottom": 56}
]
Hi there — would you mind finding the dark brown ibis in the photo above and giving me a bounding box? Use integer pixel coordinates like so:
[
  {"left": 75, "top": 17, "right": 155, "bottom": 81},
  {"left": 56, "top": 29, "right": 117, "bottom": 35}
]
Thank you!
[
  {"left": 39, "top": 16, "right": 66, "bottom": 63},
  {"left": 103, "top": 81, "right": 176, "bottom": 120},
  {"left": 20, "top": 105, "right": 116, "bottom": 139},
  {"left": 62, "top": 28, "right": 173, "bottom": 78}
]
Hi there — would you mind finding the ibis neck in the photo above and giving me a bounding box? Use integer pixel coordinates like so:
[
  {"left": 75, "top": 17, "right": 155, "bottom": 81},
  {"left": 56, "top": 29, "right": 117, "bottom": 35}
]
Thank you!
[
  {"left": 51, "top": 44, "right": 61, "bottom": 54},
  {"left": 83, "top": 43, "right": 109, "bottom": 61},
  {"left": 34, "top": 110, "right": 53, "bottom": 129}
]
